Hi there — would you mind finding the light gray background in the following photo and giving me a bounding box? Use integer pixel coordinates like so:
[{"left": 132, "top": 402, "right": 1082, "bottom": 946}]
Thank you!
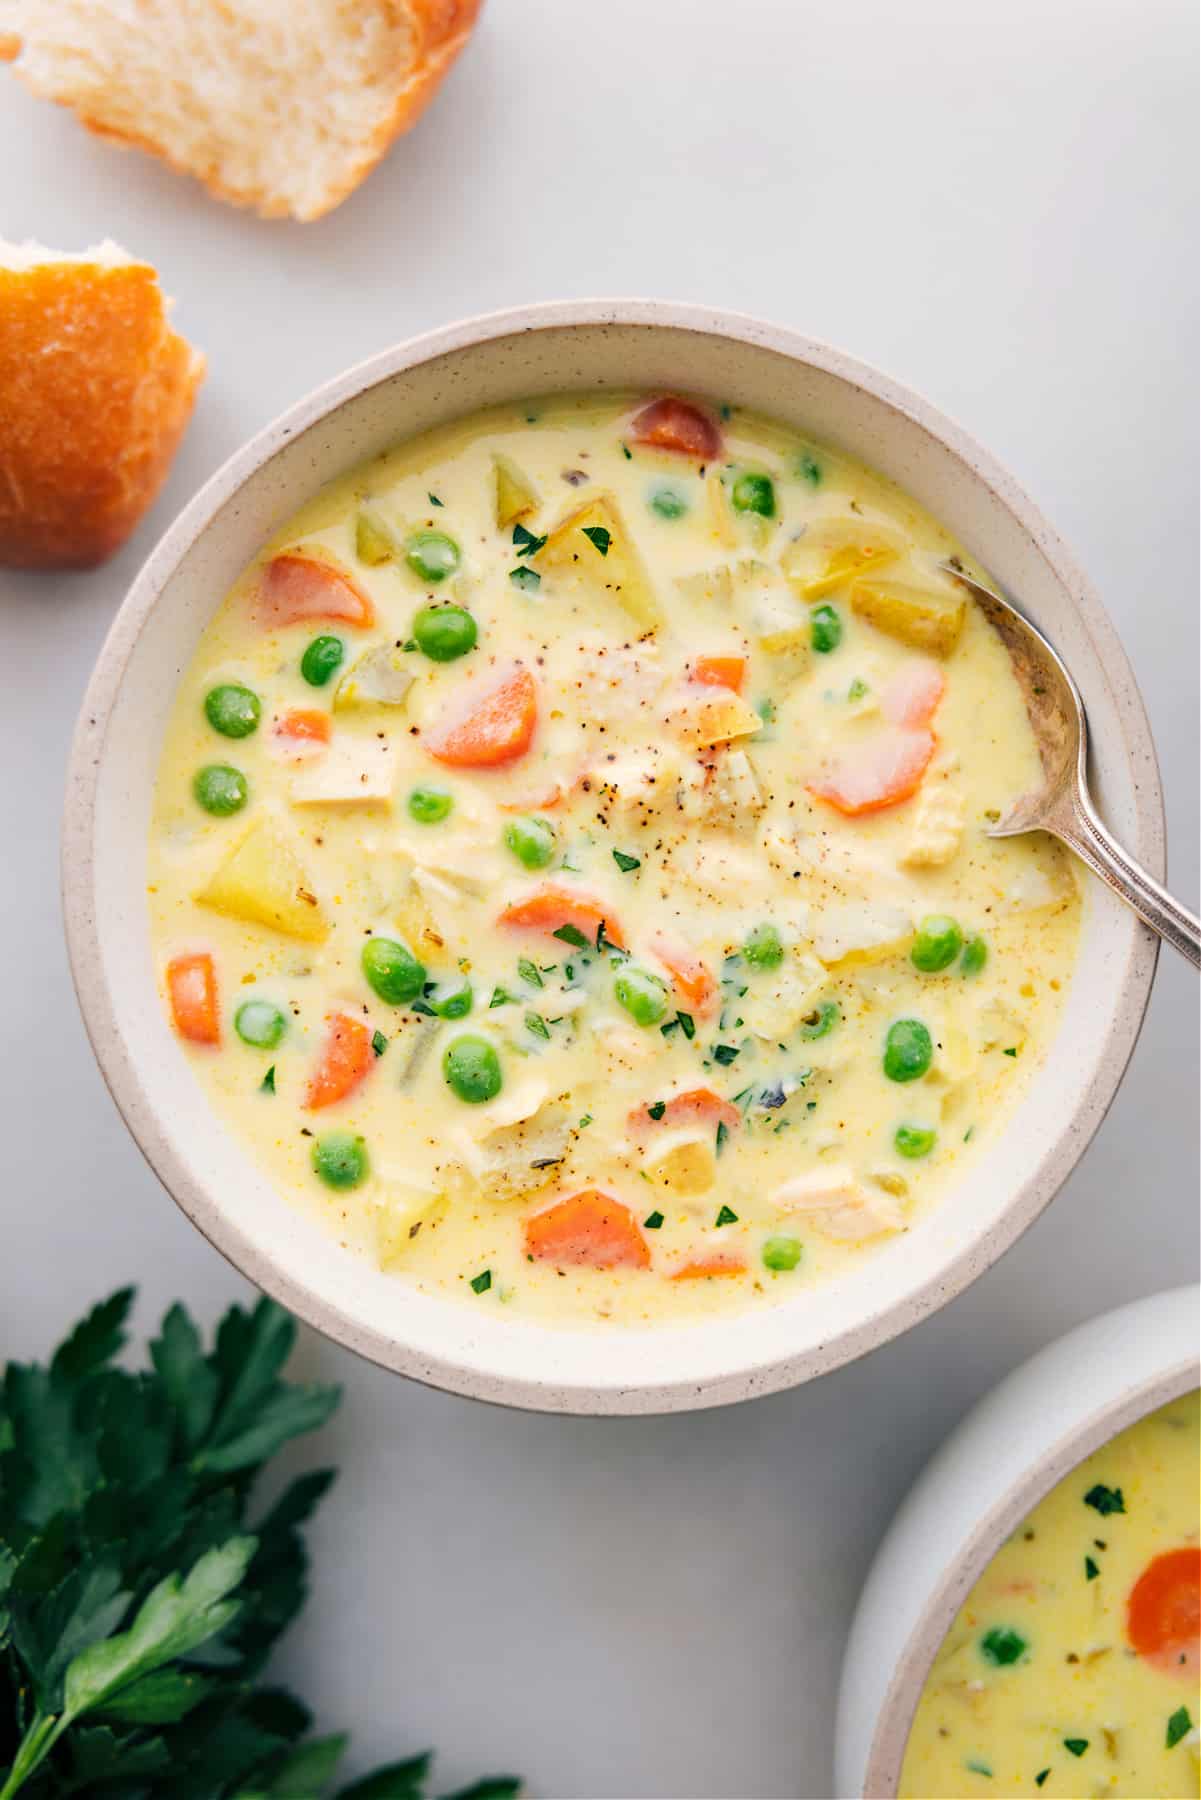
[{"left": 1, "top": 1, "right": 1197, "bottom": 1795}]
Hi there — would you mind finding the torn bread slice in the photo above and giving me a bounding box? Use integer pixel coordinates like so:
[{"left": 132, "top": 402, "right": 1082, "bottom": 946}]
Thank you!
[
  {"left": 0, "top": 0, "right": 482, "bottom": 221},
  {"left": 0, "top": 240, "right": 204, "bottom": 569}
]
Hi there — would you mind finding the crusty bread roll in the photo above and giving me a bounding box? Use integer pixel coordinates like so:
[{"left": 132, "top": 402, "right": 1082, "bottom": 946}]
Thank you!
[
  {"left": 0, "top": 241, "right": 204, "bottom": 569},
  {"left": 0, "top": 0, "right": 482, "bottom": 221}
]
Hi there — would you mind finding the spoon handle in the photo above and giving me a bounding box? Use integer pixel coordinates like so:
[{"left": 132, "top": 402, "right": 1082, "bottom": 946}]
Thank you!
[{"left": 1058, "top": 792, "right": 1201, "bottom": 969}]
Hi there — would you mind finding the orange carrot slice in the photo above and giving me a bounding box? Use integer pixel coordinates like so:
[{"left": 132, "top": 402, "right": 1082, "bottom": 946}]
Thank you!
[
  {"left": 257, "top": 552, "right": 375, "bottom": 628},
  {"left": 690, "top": 654, "right": 747, "bottom": 693},
  {"left": 424, "top": 664, "right": 537, "bottom": 768},
  {"left": 499, "top": 883, "right": 626, "bottom": 950},
  {"left": 1127, "top": 1547, "right": 1201, "bottom": 1675},
  {"left": 524, "top": 1189, "right": 651, "bottom": 1270},
  {"left": 881, "top": 659, "right": 946, "bottom": 729},
  {"left": 670, "top": 1253, "right": 747, "bottom": 1280},
  {"left": 303, "top": 1013, "right": 373, "bottom": 1111},
  {"left": 630, "top": 396, "right": 723, "bottom": 460},
  {"left": 274, "top": 708, "right": 331, "bottom": 746},
  {"left": 166, "top": 952, "right": 219, "bottom": 1045},
  {"left": 808, "top": 726, "right": 935, "bottom": 817},
  {"left": 650, "top": 933, "right": 717, "bottom": 1014},
  {"left": 628, "top": 1087, "right": 742, "bottom": 1139}
]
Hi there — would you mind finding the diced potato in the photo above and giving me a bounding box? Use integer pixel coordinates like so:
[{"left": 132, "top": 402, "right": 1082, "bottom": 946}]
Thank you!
[
  {"left": 355, "top": 504, "right": 398, "bottom": 566},
  {"left": 671, "top": 688, "right": 763, "bottom": 747},
  {"left": 751, "top": 586, "right": 810, "bottom": 656},
  {"left": 333, "top": 645, "right": 414, "bottom": 711},
  {"left": 290, "top": 735, "right": 396, "bottom": 807},
  {"left": 850, "top": 577, "right": 965, "bottom": 655},
  {"left": 595, "top": 744, "right": 683, "bottom": 829},
  {"left": 473, "top": 1103, "right": 573, "bottom": 1204},
  {"left": 705, "top": 470, "right": 737, "bottom": 547},
  {"left": 645, "top": 1131, "right": 718, "bottom": 1195},
  {"left": 537, "top": 493, "right": 662, "bottom": 631},
  {"left": 902, "top": 775, "right": 965, "bottom": 868},
  {"left": 744, "top": 952, "right": 828, "bottom": 1041},
  {"left": 373, "top": 1184, "right": 447, "bottom": 1268},
  {"left": 408, "top": 867, "right": 475, "bottom": 958},
  {"left": 813, "top": 902, "right": 913, "bottom": 968},
  {"left": 771, "top": 1165, "right": 904, "bottom": 1240},
  {"left": 195, "top": 818, "right": 328, "bottom": 942},
  {"left": 493, "top": 452, "right": 539, "bottom": 528},
  {"left": 674, "top": 564, "right": 733, "bottom": 607},
  {"left": 679, "top": 747, "right": 765, "bottom": 829},
  {"left": 780, "top": 518, "right": 904, "bottom": 601},
  {"left": 977, "top": 996, "right": 1028, "bottom": 1053}
]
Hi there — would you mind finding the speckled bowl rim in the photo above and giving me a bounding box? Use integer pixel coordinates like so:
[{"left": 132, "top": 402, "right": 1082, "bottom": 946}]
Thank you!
[
  {"left": 856, "top": 1291, "right": 1199, "bottom": 1797},
  {"left": 61, "top": 299, "right": 1164, "bottom": 1413}
]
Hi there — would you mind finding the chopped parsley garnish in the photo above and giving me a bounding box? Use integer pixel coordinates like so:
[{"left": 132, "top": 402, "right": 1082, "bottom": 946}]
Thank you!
[
  {"left": 1167, "top": 1706, "right": 1192, "bottom": 1749},
  {"left": 712, "top": 1043, "right": 741, "bottom": 1065},
  {"left": 554, "top": 922, "right": 590, "bottom": 949},
  {"left": 732, "top": 1085, "right": 756, "bottom": 1111},
  {"left": 428, "top": 491, "right": 444, "bottom": 506},
  {"left": 581, "top": 524, "right": 611, "bottom": 556},
  {"left": 470, "top": 1270, "right": 492, "bottom": 1295},
  {"left": 715, "top": 1121, "right": 729, "bottom": 1154},
  {"left": 518, "top": 957, "right": 544, "bottom": 988},
  {"left": 371, "top": 1029, "right": 388, "bottom": 1057},
  {"left": 621, "top": 442, "right": 632, "bottom": 460},
  {"left": 980, "top": 1626, "right": 1027, "bottom": 1666},
  {"left": 612, "top": 849, "right": 641, "bottom": 872},
  {"left": 647, "top": 1101, "right": 667, "bottom": 1120},
  {"left": 1084, "top": 1483, "right": 1125, "bottom": 1516},
  {"left": 965, "top": 1760, "right": 992, "bottom": 1778},
  {"left": 799, "top": 450, "right": 822, "bottom": 485},
  {"left": 403, "top": 636, "right": 418, "bottom": 651},
  {"left": 510, "top": 565, "right": 541, "bottom": 592},
  {"left": 578, "top": 1113, "right": 593, "bottom": 1128},
  {"left": 660, "top": 1018, "right": 679, "bottom": 1037},
  {"left": 260, "top": 1065, "right": 276, "bottom": 1093},
  {"left": 847, "top": 677, "right": 869, "bottom": 701},
  {"left": 676, "top": 1011, "right": 696, "bottom": 1040},
  {"left": 512, "top": 522, "right": 547, "bottom": 558},
  {"left": 715, "top": 1204, "right": 738, "bottom": 1227},
  {"left": 643, "top": 1210, "right": 664, "bottom": 1230},
  {"left": 1034, "top": 1772, "right": 1050, "bottom": 1789},
  {"left": 1003, "top": 1046, "right": 1019, "bottom": 1057},
  {"left": 1063, "top": 1739, "right": 1088, "bottom": 1759},
  {"left": 489, "top": 985, "right": 513, "bottom": 1008},
  {"left": 525, "top": 1012, "right": 550, "bottom": 1040}
]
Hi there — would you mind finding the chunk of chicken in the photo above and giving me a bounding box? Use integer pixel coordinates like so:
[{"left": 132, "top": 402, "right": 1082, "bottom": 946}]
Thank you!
[
  {"left": 744, "top": 953, "right": 829, "bottom": 1041},
  {"left": 902, "top": 774, "right": 965, "bottom": 869},
  {"left": 675, "top": 565, "right": 734, "bottom": 607},
  {"left": 591, "top": 744, "right": 683, "bottom": 830},
  {"left": 813, "top": 903, "right": 913, "bottom": 968},
  {"left": 772, "top": 1166, "right": 904, "bottom": 1240},
  {"left": 290, "top": 735, "right": 396, "bottom": 806},
  {"left": 677, "top": 748, "right": 766, "bottom": 829},
  {"left": 372, "top": 1183, "right": 448, "bottom": 1269},
  {"left": 465, "top": 1102, "right": 574, "bottom": 1204}
]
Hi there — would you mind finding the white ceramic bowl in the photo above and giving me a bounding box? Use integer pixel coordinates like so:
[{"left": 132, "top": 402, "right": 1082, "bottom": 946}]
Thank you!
[
  {"left": 836, "top": 1283, "right": 1200, "bottom": 1798},
  {"left": 63, "top": 300, "right": 1165, "bottom": 1415}
]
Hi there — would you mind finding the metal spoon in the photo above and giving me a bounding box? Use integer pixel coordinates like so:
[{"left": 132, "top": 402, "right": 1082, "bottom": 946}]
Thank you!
[{"left": 939, "top": 562, "right": 1200, "bottom": 969}]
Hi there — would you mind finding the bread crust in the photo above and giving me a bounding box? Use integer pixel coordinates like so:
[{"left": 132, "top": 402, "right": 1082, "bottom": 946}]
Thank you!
[
  {"left": 2, "top": 0, "right": 482, "bottom": 221},
  {"left": 0, "top": 258, "right": 204, "bottom": 569}
]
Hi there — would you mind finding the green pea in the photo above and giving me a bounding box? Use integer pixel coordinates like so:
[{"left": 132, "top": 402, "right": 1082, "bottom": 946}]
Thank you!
[
  {"left": 312, "top": 1132, "right": 369, "bottom": 1190},
  {"left": 362, "top": 936, "right": 426, "bottom": 1005},
  {"left": 650, "top": 484, "right": 688, "bottom": 520},
  {"left": 895, "top": 1124, "right": 937, "bottom": 1159},
  {"left": 429, "top": 975, "right": 473, "bottom": 1020},
  {"left": 193, "top": 764, "right": 248, "bottom": 816},
  {"left": 744, "top": 923, "right": 785, "bottom": 969},
  {"left": 203, "top": 682, "right": 260, "bottom": 739},
  {"left": 407, "top": 784, "right": 453, "bottom": 825},
  {"left": 884, "top": 1018, "right": 933, "bottom": 1083},
  {"left": 961, "top": 934, "right": 988, "bottom": 976},
  {"left": 731, "top": 471, "right": 776, "bottom": 518},
  {"left": 810, "top": 604, "right": 843, "bottom": 654},
  {"left": 406, "top": 529, "right": 461, "bottom": 585},
  {"left": 504, "top": 815, "right": 556, "bottom": 870},
  {"left": 614, "top": 966, "right": 669, "bottom": 1028},
  {"left": 300, "top": 634, "right": 345, "bottom": 687},
  {"left": 911, "top": 915, "right": 964, "bottom": 973},
  {"left": 800, "top": 1001, "right": 840, "bottom": 1040},
  {"left": 234, "top": 999, "right": 287, "bottom": 1049},
  {"left": 762, "top": 1235, "right": 802, "bottom": 1272},
  {"left": 443, "top": 1034, "right": 503, "bottom": 1104},
  {"left": 412, "top": 603, "right": 477, "bottom": 662}
]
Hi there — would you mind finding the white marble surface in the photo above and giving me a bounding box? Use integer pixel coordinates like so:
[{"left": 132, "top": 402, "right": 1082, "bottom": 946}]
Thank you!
[{"left": 1, "top": 1, "right": 1196, "bottom": 1794}]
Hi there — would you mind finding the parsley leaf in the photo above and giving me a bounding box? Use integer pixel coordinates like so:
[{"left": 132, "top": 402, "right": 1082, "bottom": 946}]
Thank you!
[
  {"left": 1063, "top": 1738, "right": 1088, "bottom": 1758},
  {"left": 470, "top": 1271, "right": 492, "bottom": 1296},
  {"left": 1083, "top": 1483, "right": 1125, "bottom": 1516},
  {"left": 581, "top": 525, "right": 611, "bottom": 556},
  {"left": 647, "top": 1101, "right": 666, "bottom": 1120},
  {"left": 643, "top": 1211, "right": 664, "bottom": 1230},
  {"left": 525, "top": 1012, "right": 550, "bottom": 1040},
  {"left": 512, "top": 523, "right": 546, "bottom": 558},
  {"left": 509, "top": 566, "right": 540, "bottom": 593},
  {"left": 517, "top": 957, "right": 543, "bottom": 988},
  {"left": 1084, "top": 1555, "right": 1100, "bottom": 1580},
  {"left": 612, "top": 849, "right": 641, "bottom": 873},
  {"left": 1167, "top": 1706, "right": 1192, "bottom": 1749},
  {"left": 715, "top": 1204, "right": 738, "bottom": 1227},
  {"left": 553, "top": 923, "right": 590, "bottom": 949},
  {"left": 712, "top": 1043, "right": 740, "bottom": 1065}
]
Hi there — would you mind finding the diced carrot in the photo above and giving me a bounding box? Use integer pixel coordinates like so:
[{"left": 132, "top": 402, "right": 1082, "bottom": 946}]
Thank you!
[
  {"left": 499, "top": 884, "right": 626, "bottom": 950},
  {"left": 524, "top": 1189, "right": 651, "bottom": 1270},
  {"left": 424, "top": 664, "right": 538, "bottom": 768},
  {"left": 303, "top": 1012, "right": 373, "bottom": 1111},
  {"left": 628, "top": 1087, "right": 742, "bottom": 1139},
  {"left": 1127, "top": 1547, "right": 1201, "bottom": 1675},
  {"left": 166, "top": 952, "right": 220, "bottom": 1045},
  {"left": 257, "top": 552, "right": 375, "bottom": 628},
  {"left": 881, "top": 659, "right": 946, "bottom": 729},
  {"left": 670, "top": 1253, "right": 747, "bottom": 1281},
  {"left": 650, "top": 933, "right": 717, "bottom": 1014},
  {"left": 808, "top": 727, "right": 935, "bottom": 817},
  {"left": 274, "top": 708, "right": 331, "bottom": 746},
  {"left": 630, "top": 396, "right": 723, "bottom": 460},
  {"left": 690, "top": 655, "right": 747, "bottom": 693}
]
